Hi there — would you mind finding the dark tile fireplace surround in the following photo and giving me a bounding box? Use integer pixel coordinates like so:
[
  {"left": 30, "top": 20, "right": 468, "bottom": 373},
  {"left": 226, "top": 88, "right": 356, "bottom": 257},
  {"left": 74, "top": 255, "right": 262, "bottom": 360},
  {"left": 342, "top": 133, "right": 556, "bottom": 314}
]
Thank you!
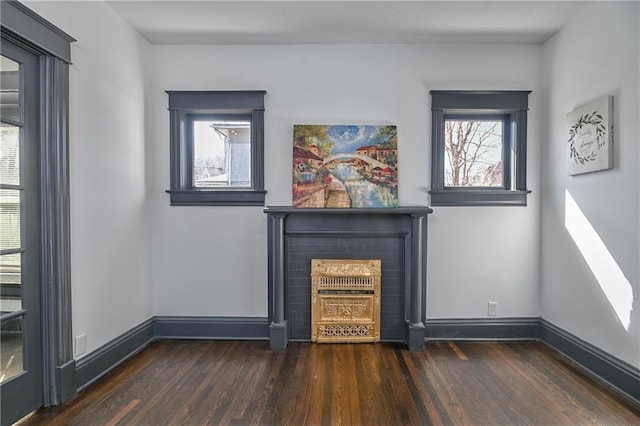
[{"left": 264, "top": 206, "right": 433, "bottom": 351}]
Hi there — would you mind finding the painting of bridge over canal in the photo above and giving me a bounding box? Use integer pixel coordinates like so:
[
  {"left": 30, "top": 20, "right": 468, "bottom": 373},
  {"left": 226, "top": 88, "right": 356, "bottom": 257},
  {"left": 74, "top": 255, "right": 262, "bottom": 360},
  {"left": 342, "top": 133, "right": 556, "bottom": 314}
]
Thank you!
[{"left": 293, "top": 125, "right": 398, "bottom": 208}]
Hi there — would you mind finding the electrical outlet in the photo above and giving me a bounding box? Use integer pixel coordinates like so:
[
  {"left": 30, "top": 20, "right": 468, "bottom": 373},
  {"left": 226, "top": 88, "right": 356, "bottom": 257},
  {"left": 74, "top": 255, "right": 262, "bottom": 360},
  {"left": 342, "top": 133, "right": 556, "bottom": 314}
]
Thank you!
[
  {"left": 488, "top": 302, "right": 498, "bottom": 317},
  {"left": 75, "top": 334, "right": 87, "bottom": 357}
]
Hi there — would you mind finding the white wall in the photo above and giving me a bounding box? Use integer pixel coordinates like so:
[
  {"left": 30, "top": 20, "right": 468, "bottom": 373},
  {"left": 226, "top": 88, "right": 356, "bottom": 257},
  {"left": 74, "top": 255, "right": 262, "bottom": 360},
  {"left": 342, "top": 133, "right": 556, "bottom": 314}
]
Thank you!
[
  {"left": 150, "top": 44, "right": 542, "bottom": 319},
  {"left": 22, "top": 0, "right": 640, "bottom": 372},
  {"left": 541, "top": 2, "right": 640, "bottom": 367},
  {"left": 25, "top": 1, "right": 154, "bottom": 357}
]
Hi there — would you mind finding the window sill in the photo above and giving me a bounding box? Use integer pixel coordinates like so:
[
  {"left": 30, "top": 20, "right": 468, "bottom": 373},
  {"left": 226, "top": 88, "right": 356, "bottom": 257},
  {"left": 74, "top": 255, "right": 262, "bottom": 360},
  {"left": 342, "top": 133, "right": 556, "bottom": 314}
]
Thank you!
[
  {"left": 166, "top": 189, "right": 267, "bottom": 206},
  {"left": 429, "top": 189, "right": 530, "bottom": 206}
]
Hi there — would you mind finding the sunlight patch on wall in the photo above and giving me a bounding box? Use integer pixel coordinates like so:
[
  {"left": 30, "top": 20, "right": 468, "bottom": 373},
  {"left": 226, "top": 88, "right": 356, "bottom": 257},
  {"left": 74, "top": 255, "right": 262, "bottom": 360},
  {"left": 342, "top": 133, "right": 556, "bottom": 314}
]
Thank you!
[{"left": 564, "top": 189, "right": 633, "bottom": 331}]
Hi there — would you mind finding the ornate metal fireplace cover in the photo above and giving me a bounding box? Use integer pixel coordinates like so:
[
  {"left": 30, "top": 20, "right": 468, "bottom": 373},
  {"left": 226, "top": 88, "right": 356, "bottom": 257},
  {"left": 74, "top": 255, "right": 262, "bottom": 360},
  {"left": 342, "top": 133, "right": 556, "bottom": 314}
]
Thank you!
[{"left": 311, "top": 259, "right": 381, "bottom": 343}]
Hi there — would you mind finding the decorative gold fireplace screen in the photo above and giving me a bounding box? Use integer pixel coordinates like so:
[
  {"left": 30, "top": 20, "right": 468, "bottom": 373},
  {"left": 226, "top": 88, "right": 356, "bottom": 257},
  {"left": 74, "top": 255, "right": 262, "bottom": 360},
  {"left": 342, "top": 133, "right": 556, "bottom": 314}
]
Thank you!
[{"left": 311, "top": 259, "right": 381, "bottom": 343}]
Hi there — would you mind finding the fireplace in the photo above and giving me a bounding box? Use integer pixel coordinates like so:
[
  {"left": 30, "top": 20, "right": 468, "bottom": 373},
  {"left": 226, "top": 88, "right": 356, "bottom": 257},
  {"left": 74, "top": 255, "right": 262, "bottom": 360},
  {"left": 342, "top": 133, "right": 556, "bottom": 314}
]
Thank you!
[
  {"left": 264, "top": 206, "right": 432, "bottom": 351},
  {"left": 311, "top": 259, "right": 381, "bottom": 343}
]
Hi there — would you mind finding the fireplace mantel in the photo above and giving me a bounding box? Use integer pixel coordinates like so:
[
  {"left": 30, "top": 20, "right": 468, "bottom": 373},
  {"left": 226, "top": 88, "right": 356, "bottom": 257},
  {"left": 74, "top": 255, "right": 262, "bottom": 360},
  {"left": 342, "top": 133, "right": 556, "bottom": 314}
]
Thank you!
[
  {"left": 264, "top": 206, "right": 433, "bottom": 351},
  {"left": 264, "top": 206, "right": 433, "bottom": 215}
]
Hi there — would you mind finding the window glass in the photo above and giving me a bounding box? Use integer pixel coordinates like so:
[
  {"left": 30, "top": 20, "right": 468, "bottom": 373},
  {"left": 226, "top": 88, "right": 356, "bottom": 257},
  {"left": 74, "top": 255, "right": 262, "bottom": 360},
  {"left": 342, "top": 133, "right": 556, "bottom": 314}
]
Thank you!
[
  {"left": 0, "top": 56, "right": 20, "bottom": 122},
  {"left": 444, "top": 120, "right": 503, "bottom": 187},
  {"left": 193, "top": 120, "right": 251, "bottom": 188},
  {"left": 0, "top": 316, "right": 24, "bottom": 383},
  {"left": 0, "top": 253, "right": 21, "bottom": 287},
  {"left": 0, "top": 124, "right": 20, "bottom": 186},
  {"left": 0, "top": 189, "right": 20, "bottom": 251}
]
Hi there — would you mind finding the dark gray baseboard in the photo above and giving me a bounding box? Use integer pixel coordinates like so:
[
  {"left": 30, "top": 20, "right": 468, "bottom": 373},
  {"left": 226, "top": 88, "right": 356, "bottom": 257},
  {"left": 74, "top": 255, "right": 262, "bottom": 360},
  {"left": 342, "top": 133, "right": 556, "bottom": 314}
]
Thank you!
[
  {"left": 66, "top": 315, "right": 640, "bottom": 412},
  {"left": 72, "top": 316, "right": 267, "bottom": 398},
  {"left": 56, "top": 360, "right": 76, "bottom": 404},
  {"left": 540, "top": 319, "right": 640, "bottom": 406},
  {"left": 426, "top": 317, "right": 540, "bottom": 341},
  {"left": 269, "top": 321, "right": 288, "bottom": 350},
  {"left": 75, "top": 318, "right": 155, "bottom": 392},
  {"left": 425, "top": 317, "right": 640, "bottom": 406},
  {"left": 155, "top": 316, "right": 269, "bottom": 340},
  {"left": 407, "top": 321, "right": 426, "bottom": 350}
]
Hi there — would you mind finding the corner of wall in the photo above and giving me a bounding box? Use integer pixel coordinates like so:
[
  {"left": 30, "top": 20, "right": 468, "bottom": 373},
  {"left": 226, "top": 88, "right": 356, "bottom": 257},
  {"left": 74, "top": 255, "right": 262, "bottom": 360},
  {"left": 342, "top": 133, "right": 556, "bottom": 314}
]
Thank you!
[
  {"left": 24, "top": 0, "right": 156, "bottom": 355},
  {"left": 539, "top": 1, "right": 640, "bottom": 368}
]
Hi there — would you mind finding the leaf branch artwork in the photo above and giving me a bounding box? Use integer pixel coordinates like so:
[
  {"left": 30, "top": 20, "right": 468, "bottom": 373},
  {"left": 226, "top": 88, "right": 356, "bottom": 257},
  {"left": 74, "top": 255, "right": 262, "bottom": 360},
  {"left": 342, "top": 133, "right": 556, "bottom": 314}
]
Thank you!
[{"left": 566, "top": 96, "right": 613, "bottom": 175}]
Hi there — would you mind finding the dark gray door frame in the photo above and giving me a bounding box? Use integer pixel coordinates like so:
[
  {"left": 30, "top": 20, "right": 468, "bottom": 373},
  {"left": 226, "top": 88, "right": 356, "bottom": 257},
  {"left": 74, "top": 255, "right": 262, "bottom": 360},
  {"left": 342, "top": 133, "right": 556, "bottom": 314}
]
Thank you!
[
  {"left": 1, "top": 38, "right": 42, "bottom": 426},
  {"left": 1, "top": 0, "right": 75, "bottom": 406}
]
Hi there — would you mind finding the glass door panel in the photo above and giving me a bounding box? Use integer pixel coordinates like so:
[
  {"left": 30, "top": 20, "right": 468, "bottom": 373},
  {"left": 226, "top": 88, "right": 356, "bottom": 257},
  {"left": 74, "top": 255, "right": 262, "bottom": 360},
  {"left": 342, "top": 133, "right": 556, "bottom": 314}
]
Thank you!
[
  {"left": 0, "top": 123, "right": 20, "bottom": 185},
  {"left": 0, "top": 56, "right": 20, "bottom": 122},
  {"left": 0, "top": 253, "right": 22, "bottom": 312},
  {"left": 0, "top": 315, "right": 23, "bottom": 383},
  {"left": 0, "top": 58, "right": 24, "bottom": 384},
  {"left": 0, "top": 41, "right": 43, "bottom": 424},
  {"left": 0, "top": 189, "right": 21, "bottom": 250}
]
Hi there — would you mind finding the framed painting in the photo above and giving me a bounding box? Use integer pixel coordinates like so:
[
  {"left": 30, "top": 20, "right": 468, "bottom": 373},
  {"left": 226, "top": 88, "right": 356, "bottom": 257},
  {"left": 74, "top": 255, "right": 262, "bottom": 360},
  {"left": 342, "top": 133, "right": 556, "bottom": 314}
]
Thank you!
[
  {"left": 292, "top": 125, "right": 398, "bottom": 208},
  {"left": 567, "top": 96, "right": 613, "bottom": 175}
]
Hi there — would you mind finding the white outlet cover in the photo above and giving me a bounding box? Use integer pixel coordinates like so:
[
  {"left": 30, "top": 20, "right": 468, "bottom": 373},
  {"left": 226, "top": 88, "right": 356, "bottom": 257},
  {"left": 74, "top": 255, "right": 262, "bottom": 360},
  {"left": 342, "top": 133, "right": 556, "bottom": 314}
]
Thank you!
[
  {"left": 488, "top": 302, "right": 498, "bottom": 316},
  {"left": 75, "top": 334, "right": 87, "bottom": 357}
]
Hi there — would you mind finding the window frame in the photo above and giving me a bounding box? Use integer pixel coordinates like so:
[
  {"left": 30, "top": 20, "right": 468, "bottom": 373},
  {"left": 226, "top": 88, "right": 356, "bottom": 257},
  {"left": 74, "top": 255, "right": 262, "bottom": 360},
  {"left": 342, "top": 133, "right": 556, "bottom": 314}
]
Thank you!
[
  {"left": 166, "top": 90, "right": 267, "bottom": 206},
  {"left": 429, "top": 90, "right": 531, "bottom": 206}
]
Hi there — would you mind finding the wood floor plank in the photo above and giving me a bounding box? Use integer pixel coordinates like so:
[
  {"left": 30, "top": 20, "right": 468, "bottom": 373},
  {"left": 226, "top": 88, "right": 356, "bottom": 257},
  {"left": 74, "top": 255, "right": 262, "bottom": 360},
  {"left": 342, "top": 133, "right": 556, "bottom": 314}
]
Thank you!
[
  {"left": 353, "top": 344, "right": 395, "bottom": 426},
  {"left": 418, "top": 344, "right": 466, "bottom": 424},
  {"left": 21, "top": 340, "right": 640, "bottom": 426}
]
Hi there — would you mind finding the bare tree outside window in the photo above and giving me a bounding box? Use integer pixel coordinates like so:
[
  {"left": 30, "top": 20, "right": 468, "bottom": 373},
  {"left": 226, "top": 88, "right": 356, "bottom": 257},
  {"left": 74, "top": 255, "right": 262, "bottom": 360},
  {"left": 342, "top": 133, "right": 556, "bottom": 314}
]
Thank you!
[{"left": 444, "top": 120, "right": 503, "bottom": 187}]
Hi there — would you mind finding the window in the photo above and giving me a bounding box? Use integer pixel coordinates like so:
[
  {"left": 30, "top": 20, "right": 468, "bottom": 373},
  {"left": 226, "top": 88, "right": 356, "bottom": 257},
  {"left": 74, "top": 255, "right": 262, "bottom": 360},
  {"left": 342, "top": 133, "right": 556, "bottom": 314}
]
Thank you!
[
  {"left": 166, "top": 91, "right": 266, "bottom": 206},
  {"left": 429, "top": 90, "right": 531, "bottom": 206}
]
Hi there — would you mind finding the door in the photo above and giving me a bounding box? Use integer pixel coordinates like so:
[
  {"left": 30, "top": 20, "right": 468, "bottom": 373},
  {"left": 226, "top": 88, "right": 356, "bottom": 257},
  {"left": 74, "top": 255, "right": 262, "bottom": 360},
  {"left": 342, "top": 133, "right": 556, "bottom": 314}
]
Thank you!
[{"left": 0, "top": 40, "right": 43, "bottom": 425}]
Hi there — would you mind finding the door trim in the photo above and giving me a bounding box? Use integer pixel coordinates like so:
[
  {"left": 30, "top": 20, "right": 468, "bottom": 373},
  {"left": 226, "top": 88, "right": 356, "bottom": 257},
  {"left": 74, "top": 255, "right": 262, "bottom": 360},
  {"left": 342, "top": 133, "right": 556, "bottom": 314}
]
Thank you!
[
  {"left": 1, "top": 0, "right": 75, "bottom": 407},
  {"left": 0, "top": 0, "right": 74, "bottom": 63},
  {"left": 39, "top": 55, "right": 75, "bottom": 404}
]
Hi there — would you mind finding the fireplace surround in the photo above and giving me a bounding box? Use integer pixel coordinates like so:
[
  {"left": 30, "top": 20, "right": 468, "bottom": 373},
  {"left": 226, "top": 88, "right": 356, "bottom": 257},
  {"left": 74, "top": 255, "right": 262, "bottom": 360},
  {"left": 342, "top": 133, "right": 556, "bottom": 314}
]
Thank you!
[{"left": 264, "top": 206, "right": 432, "bottom": 351}]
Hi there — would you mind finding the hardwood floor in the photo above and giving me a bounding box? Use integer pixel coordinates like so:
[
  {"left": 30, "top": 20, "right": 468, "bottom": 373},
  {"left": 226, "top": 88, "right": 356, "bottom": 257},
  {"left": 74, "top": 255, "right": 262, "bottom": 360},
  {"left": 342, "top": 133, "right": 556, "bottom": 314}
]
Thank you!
[{"left": 22, "top": 341, "right": 640, "bottom": 425}]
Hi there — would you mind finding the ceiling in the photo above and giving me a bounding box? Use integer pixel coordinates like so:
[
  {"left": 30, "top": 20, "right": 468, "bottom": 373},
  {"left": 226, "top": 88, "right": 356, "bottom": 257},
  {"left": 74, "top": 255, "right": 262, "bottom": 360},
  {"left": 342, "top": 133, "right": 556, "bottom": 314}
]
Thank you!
[{"left": 107, "top": 0, "right": 591, "bottom": 45}]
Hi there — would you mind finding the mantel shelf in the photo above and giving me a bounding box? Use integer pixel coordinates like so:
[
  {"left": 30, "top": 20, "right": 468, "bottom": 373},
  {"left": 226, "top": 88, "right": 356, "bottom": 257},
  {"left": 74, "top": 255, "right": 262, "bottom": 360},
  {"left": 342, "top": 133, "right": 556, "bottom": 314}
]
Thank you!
[{"left": 264, "top": 206, "right": 433, "bottom": 215}]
